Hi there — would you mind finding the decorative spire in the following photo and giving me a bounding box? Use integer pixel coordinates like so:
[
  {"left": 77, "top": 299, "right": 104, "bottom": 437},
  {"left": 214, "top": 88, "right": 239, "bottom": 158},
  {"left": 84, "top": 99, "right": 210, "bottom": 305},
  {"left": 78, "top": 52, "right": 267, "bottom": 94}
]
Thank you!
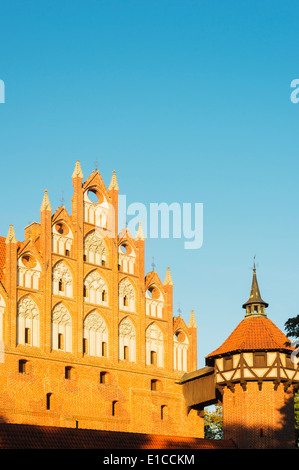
[
  {"left": 5, "top": 224, "right": 17, "bottom": 244},
  {"left": 188, "top": 310, "right": 198, "bottom": 328},
  {"left": 135, "top": 222, "right": 145, "bottom": 241},
  {"left": 163, "top": 266, "right": 173, "bottom": 286},
  {"left": 108, "top": 170, "right": 119, "bottom": 191},
  {"left": 40, "top": 190, "right": 51, "bottom": 212},
  {"left": 242, "top": 257, "right": 268, "bottom": 317},
  {"left": 72, "top": 160, "right": 83, "bottom": 179}
]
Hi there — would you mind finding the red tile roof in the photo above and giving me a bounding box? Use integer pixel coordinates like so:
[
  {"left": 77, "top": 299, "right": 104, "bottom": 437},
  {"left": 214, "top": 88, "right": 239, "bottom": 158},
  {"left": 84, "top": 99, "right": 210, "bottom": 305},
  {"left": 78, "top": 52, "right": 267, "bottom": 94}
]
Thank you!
[
  {"left": 0, "top": 423, "right": 237, "bottom": 449},
  {"left": 206, "top": 316, "right": 293, "bottom": 358}
]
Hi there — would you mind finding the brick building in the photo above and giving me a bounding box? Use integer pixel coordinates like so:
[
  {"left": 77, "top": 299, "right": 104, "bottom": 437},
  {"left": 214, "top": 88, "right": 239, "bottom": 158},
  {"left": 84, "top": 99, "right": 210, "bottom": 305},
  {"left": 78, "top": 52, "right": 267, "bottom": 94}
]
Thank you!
[{"left": 0, "top": 162, "right": 202, "bottom": 438}]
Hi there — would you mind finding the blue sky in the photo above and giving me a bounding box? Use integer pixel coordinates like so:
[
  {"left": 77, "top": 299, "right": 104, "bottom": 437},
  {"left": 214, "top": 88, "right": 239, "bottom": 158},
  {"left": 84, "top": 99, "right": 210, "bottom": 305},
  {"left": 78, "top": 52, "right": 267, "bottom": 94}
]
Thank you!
[{"left": 0, "top": 0, "right": 299, "bottom": 366}]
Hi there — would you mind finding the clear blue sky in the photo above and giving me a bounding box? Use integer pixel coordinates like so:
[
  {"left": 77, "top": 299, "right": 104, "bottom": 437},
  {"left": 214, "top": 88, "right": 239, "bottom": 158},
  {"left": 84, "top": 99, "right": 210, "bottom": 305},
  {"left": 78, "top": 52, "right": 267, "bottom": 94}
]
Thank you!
[{"left": 0, "top": 0, "right": 299, "bottom": 367}]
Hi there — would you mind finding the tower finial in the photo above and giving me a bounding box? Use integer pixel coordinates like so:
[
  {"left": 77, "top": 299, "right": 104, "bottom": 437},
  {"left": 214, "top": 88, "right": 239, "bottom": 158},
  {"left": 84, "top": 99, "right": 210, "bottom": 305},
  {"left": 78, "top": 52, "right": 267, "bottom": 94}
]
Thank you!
[{"left": 243, "top": 258, "right": 268, "bottom": 317}]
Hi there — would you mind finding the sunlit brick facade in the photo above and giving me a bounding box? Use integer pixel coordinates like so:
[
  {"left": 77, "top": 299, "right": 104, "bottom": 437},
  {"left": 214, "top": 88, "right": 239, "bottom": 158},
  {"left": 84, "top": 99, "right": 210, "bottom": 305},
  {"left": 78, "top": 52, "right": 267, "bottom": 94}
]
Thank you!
[{"left": 0, "top": 162, "right": 202, "bottom": 437}]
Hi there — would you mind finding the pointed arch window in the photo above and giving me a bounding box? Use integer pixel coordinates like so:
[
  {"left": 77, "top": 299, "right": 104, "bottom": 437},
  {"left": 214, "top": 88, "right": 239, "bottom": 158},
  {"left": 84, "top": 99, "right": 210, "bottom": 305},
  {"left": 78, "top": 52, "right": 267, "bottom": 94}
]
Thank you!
[
  {"left": 52, "top": 261, "right": 73, "bottom": 298},
  {"left": 118, "top": 317, "right": 136, "bottom": 362},
  {"left": 83, "top": 190, "right": 109, "bottom": 228},
  {"left": 17, "top": 296, "right": 40, "bottom": 347},
  {"left": 83, "top": 311, "right": 108, "bottom": 358},
  {"left": 118, "top": 242, "right": 136, "bottom": 274},
  {"left": 51, "top": 303, "right": 72, "bottom": 353},
  {"left": 119, "top": 278, "right": 135, "bottom": 312},
  {"left": 52, "top": 222, "right": 73, "bottom": 256},
  {"left": 146, "top": 285, "right": 164, "bottom": 319},
  {"left": 83, "top": 271, "right": 108, "bottom": 306},
  {"left": 146, "top": 323, "right": 164, "bottom": 368},
  {"left": 17, "top": 254, "right": 41, "bottom": 290},
  {"left": 174, "top": 329, "right": 189, "bottom": 372},
  {"left": 83, "top": 231, "right": 108, "bottom": 266}
]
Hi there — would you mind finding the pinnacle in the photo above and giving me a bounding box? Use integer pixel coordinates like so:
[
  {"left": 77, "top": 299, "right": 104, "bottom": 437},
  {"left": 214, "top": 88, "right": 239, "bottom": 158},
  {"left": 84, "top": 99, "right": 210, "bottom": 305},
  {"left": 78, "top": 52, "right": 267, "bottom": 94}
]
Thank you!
[
  {"left": 188, "top": 310, "right": 198, "bottom": 328},
  {"left": 163, "top": 266, "right": 174, "bottom": 286},
  {"left": 5, "top": 224, "right": 17, "bottom": 244},
  {"left": 108, "top": 170, "right": 119, "bottom": 191},
  {"left": 40, "top": 190, "right": 51, "bottom": 212},
  {"left": 72, "top": 160, "right": 83, "bottom": 179},
  {"left": 135, "top": 222, "right": 145, "bottom": 241}
]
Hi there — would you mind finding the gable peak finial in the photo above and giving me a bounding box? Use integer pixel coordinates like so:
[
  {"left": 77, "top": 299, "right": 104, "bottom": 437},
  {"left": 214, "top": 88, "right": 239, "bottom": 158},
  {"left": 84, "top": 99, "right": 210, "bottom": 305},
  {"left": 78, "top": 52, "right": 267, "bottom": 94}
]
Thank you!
[
  {"left": 109, "top": 170, "right": 119, "bottom": 191},
  {"left": 40, "top": 189, "right": 51, "bottom": 212},
  {"left": 72, "top": 160, "right": 83, "bottom": 179}
]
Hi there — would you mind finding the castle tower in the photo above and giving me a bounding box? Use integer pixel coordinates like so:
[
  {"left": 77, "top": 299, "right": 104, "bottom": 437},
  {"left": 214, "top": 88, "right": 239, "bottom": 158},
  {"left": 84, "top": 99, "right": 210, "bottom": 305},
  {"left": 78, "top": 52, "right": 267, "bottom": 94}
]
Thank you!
[{"left": 205, "top": 264, "right": 299, "bottom": 449}]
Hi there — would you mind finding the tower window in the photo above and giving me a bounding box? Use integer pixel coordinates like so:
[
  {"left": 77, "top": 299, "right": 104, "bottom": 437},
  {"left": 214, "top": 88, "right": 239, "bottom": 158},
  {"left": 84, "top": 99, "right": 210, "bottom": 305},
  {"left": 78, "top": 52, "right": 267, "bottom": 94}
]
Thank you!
[
  {"left": 254, "top": 353, "right": 267, "bottom": 367},
  {"left": 83, "top": 338, "right": 88, "bottom": 355},
  {"left": 58, "top": 279, "right": 64, "bottom": 293},
  {"left": 224, "top": 356, "right": 233, "bottom": 370},
  {"left": 123, "top": 295, "right": 128, "bottom": 307}
]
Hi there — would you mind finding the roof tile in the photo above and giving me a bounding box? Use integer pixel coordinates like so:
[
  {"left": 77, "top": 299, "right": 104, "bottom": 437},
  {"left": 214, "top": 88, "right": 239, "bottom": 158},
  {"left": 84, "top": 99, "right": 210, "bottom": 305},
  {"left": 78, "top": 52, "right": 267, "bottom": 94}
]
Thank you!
[
  {"left": 206, "top": 316, "right": 293, "bottom": 358},
  {"left": 0, "top": 423, "right": 237, "bottom": 449}
]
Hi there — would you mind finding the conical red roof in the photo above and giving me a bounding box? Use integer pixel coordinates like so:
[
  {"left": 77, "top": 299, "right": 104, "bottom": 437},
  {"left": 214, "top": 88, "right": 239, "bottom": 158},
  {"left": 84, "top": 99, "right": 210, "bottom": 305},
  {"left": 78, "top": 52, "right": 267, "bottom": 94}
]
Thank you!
[{"left": 206, "top": 316, "right": 293, "bottom": 358}]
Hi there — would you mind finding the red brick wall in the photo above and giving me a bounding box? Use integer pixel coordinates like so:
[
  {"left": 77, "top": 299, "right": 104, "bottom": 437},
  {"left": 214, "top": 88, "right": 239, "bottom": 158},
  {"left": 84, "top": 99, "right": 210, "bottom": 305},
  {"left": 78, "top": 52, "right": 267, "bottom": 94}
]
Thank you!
[
  {"left": 0, "top": 166, "right": 201, "bottom": 438},
  {"left": 222, "top": 382, "right": 296, "bottom": 448}
]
